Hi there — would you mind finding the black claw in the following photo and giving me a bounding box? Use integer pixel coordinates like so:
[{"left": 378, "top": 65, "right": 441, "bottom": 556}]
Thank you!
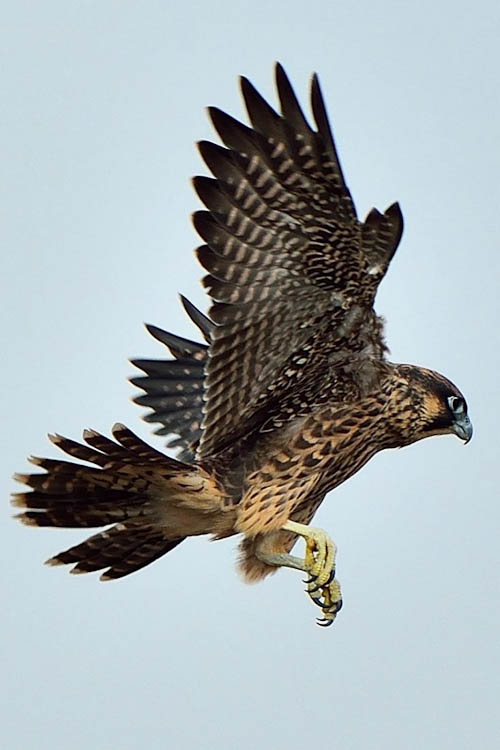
[
  {"left": 317, "top": 617, "right": 335, "bottom": 627},
  {"left": 311, "top": 594, "right": 327, "bottom": 609},
  {"left": 307, "top": 581, "right": 322, "bottom": 594},
  {"left": 324, "top": 568, "right": 336, "bottom": 585},
  {"left": 302, "top": 575, "right": 315, "bottom": 584}
]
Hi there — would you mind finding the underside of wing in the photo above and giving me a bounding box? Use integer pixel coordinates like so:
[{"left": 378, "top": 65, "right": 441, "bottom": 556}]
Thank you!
[
  {"left": 130, "top": 297, "right": 212, "bottom": 461},
  {"left": 193, "top": 64, "right": 404, "bottom": 458}
]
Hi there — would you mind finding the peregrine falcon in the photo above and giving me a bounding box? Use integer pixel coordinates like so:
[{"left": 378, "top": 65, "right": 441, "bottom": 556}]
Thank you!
[{"left": 13, "top": 64, "right": 472, "bottom": 627}]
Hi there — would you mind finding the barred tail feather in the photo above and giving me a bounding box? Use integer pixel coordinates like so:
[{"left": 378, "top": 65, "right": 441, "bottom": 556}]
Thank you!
[
  {"left": 46, "top": 524, "right": 184, "bottom": 580},
  {"left": 13, "top": 423, "right": 189, "bottom": 579}
]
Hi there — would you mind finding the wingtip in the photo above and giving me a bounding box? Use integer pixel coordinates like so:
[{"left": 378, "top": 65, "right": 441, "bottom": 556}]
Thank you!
[
  {"left": 192, "top": 174, "right": 208, "bottom": 195},
  {"left": 274, "top": 62, "right": 290, "bottom": 87},
  {"left": 192, "top": 209, "right": 209, "bottom": 229},
  {"left": 385, "top": 201, "right": 404, "bottom": 221},
  {"left": 144, "top": 322, "right": 169, "bottom": 342},
  {"left": 311, "top": 71, "right": 322, "bottom": 89},
  {"left": 196, "top": 139, "right": 211, "bottom": 157},
  {"left": 207, "top": 105, "right": 224, "bottom": 128},
  {"left": 239, "top": 73, "right": 259, "bottom": 103},
  {"left": 310, "top": 71, "right": 326, "bottom": 111}
]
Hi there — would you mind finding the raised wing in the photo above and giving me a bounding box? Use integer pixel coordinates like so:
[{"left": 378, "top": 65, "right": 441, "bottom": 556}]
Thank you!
[
  {"left": 194, "top": 64, "right": 403, "bottom": 458},
  {"left": 131, "top": 297, "right": 212, "bottom": 461}
]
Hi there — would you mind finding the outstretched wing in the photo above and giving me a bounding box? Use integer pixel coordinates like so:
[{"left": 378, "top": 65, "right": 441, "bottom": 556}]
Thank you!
[
  {"left": 131, "top": 297, "right": 212, "bottom": 461},
  {"left": 194, "top": 63, "right": 403, "bottom": 457}
]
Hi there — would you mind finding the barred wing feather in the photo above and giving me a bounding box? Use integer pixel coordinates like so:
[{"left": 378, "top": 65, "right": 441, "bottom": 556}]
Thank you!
[{"left": 195, "top": 64, "right": 403, "bottom": 458}]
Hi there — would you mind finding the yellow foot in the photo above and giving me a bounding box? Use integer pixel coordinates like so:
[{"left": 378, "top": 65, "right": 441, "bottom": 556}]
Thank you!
[
  {"left": 283, "top": 520, "right": 343, "bottom": 627},
  {"left": 306, "top": 575, "right": 343, "bottom": 627}
]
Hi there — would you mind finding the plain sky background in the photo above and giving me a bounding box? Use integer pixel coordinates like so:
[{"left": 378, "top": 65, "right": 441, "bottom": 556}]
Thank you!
[{"left": 2, "top": 2, "right": 499, "bottom": 748}]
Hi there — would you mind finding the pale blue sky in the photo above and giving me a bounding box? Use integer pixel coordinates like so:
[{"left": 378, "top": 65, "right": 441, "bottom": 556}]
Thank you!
[{"left": 2, "top": 2, "right": 499, "bottom": 748}]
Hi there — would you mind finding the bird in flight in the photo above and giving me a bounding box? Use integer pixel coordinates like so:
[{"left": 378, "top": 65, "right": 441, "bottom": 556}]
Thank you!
[{"left": 13, "top": 64, "right": 472, "bottom": 627}]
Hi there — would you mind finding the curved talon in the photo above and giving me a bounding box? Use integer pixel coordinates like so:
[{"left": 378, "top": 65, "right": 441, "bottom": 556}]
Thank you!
[
  {"left": 306, "top": 581, "right": 322, "bottom": 595},
  {"left": 279, "top": 520, "right": 342, "bottom": 628},
  {"left": 311, "top": 595, "right": 328, "bottom": 609},
  {"left": 324, "top": 568, "right": 336, "bottom": 585},
  {"left": 317, "top": 617, "right": 335, "bottom": 627}
]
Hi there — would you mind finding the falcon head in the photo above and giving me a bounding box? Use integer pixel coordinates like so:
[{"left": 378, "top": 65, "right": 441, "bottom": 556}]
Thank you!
[{"left": 408, "top": 367, "right": 473, "bottom": 444}]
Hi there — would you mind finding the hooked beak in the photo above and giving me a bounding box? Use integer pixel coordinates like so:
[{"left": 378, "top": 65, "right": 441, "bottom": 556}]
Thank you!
[{"left": 452, "top": 413, "right": 473, "bottom": 444}]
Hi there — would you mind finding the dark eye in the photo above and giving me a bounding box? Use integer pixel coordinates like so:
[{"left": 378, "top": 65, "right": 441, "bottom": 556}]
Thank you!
[{"left": 447, "top": 395, "right": 464, "bottom": 413}]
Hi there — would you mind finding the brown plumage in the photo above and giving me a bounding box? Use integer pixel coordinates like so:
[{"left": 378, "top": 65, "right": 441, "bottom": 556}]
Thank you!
[{"left": 13, "top": 65, "right": 472, "bottom": 626}]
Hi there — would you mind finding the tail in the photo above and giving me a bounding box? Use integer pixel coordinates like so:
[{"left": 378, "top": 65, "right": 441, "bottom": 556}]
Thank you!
[{"left": 12, "top": 423, "right": 197, "bottom": 580}]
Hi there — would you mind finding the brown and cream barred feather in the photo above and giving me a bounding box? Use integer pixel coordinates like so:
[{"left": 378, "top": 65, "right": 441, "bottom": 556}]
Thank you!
[
  {"left": 12, "top": 424, "right": 198, "bottom": 578},
  {"left": 131, "top": 296, "right": 213, "bottom": 461},
  {"left": 193, "top": 63, "right": 403, "bottom": 458}
]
